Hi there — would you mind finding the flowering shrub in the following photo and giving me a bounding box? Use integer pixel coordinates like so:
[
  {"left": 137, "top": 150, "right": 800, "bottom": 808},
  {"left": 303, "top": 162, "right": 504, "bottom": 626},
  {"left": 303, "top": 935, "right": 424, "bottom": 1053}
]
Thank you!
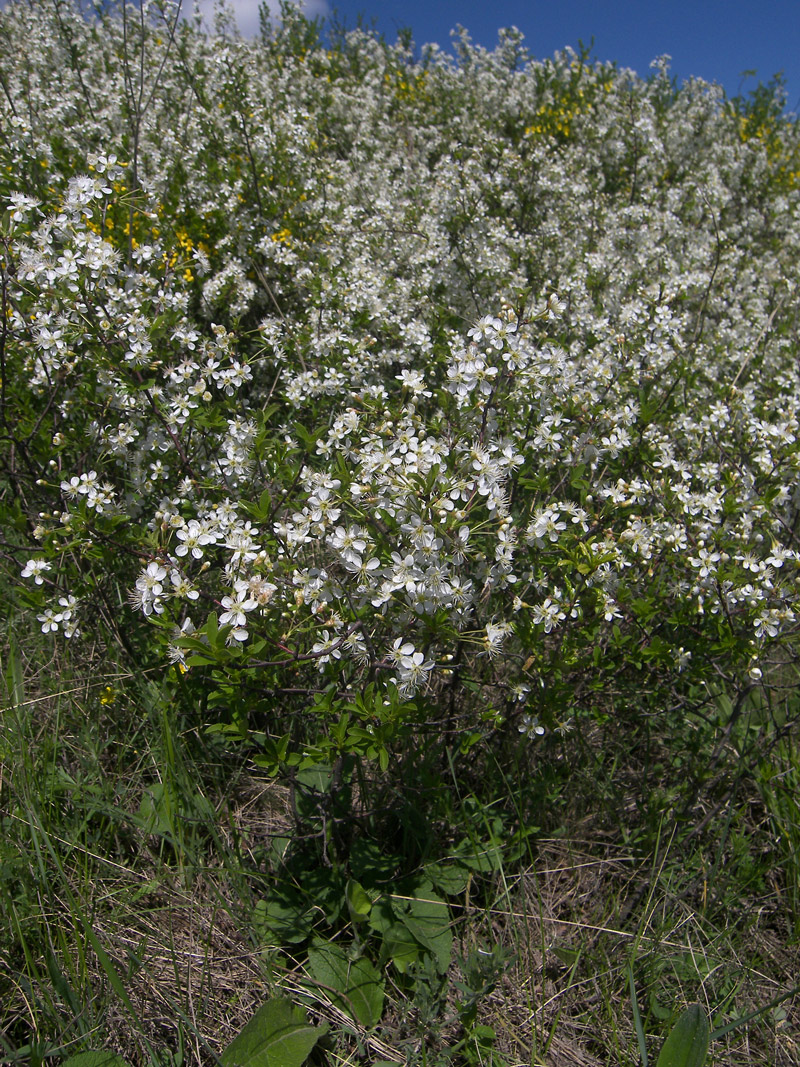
[{"left": 3, "top": 0, "right": 800, "bottom": 767}]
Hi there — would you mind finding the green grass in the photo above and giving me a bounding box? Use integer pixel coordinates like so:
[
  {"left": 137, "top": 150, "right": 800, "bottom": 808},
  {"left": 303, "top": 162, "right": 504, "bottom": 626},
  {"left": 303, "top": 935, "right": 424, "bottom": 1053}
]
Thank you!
[{"left": 2, "top": 617, "right": 798, "bottom": 1066}]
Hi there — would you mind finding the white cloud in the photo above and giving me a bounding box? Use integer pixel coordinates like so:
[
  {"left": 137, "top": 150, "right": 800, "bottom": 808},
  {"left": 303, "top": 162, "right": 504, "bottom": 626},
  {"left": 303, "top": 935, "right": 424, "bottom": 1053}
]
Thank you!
[
  {"left": 189, "top": 1, "right": 329, "bottom": 39},
  {"left": 0, "top": 0, "right": 331, "bottom": 40}
]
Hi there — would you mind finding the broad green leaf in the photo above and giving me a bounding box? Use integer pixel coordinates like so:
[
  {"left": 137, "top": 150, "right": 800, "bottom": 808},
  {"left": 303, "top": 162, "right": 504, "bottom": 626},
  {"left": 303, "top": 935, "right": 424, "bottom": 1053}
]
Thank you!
[
  {"left": 307, "top": 940, "right": 384, "bottom": 1027},
  {"left": 426, "top": 862, "right": 470, "bottom": 896},
  {"left": 294, "top": 763, "right": 334, "bottom": 821},
  {"left": 367, "top": 897, "right": 396, "bottom": 937},
  {"left": 185, "top": 653, "right": 216, "bottom": 667},
  {"left": 350, "top": 838, "right": 402, "bottom": 882},
  {"left": 379, "top": 922, "right": 424, "bottom": 974},
  {"left": 61, "top": 1054, "right": 132, "bottom": 1067},
  {"left": 221, "top": 997, "right": 328, "bottom": 1067},
  {"left": 293, "top": 422, "right": 325, "bottom": 450},
  {"left": 346, "top": 878, "right": 373, "bottom": 923},
  {"left": 138, "top": 783, "right": 174, "bottom": 836},
  {"left": 551, "top": 942, "right": 580, "bottom": 967},
  {"left": 253, "top": 897, "right": 314, "bottom": 945},
  {"left": 656, "top": 1004, "right": 710, "bottom": 1067},
  {"left": 396, "top": 882, "right": 453, "bottom": 973},
  {"left": 368, "top": 897, "right": 423, "bottom": 971},
  {"left": 295, "top": 763, "right": 333, "bottom": 794},
  {"left": 453, "top": 836, "right": 503, "bottom": 873}
]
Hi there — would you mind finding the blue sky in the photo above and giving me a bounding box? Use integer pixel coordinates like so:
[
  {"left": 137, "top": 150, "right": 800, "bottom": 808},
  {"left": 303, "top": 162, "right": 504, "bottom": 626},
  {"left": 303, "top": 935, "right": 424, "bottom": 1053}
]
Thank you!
[{"left": 202, "top": 0, "right": 800, "bottom": 109}]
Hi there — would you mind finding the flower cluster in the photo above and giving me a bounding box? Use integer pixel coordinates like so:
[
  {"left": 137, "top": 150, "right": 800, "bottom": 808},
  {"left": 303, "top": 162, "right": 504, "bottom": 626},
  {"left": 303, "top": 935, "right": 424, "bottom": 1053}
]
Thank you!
[{"left": 5, "top": 0, "right": 800, "bottom": 745}]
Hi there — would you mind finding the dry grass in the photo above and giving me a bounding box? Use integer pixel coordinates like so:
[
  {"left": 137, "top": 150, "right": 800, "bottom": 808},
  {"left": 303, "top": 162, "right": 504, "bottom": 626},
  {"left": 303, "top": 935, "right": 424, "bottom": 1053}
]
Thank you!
[{"left": 2, "top": 627, "right": 799, "bottom": 1067}]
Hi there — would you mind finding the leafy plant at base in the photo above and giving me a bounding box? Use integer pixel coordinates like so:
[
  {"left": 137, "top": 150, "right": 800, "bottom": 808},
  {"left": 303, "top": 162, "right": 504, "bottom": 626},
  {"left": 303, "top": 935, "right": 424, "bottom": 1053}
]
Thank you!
[
  {"left": 221, "top": 998, "right": 328, "bottom": 1067},
  {"left": 655, "top": 1005, "right": 710, "bottom": 1067},
  {"left": 306, "top": 941, "right": 384, "bottom": 1028},
  {"left": 59, "top": 999, "right": 329, "bottom": 1067}
]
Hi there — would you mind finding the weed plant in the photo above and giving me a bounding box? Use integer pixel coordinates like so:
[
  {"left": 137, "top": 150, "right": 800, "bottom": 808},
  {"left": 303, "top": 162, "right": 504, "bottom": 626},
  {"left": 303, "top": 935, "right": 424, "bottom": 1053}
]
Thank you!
[{"left": 1, "top": 1, "right": 799, "bottom": 1064}]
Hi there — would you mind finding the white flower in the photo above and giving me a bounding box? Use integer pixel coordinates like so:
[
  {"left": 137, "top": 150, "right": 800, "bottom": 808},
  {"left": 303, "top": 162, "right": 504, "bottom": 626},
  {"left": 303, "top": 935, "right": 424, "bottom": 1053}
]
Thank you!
[
  {"left": 328, "top": 524, "right": 368, "bottom": 565},
  {"left": 519, "top": 714, "right": 545, "bottom": 738},
  {"left": 397, "top": 649, "right": 435, "bottom": 696},
  {"left": 137, "top": 562, "right": 167, "bottom": 596},
  {"left": 37, "top": 608, "right": 61, "bottom": 634},
  {"left": 601, "top": 594, "right": 622, "bottom": 622},
  {"left": 8, "top": 192, "right": 40, "bottom": 221},
  {"left": 396, "top": 368, "right": 431, "bottom": 396},
  {"left": 58, "top": 595, "right": 77, "bottom": 620},
  {"left": 311, "top": 629, "right": 342, "bottom": 668},
  {"left": 133, "top": 562, "right": 168, "bottom": 617},
  {"left": 21, "top": 559, "right": 52, "bottom": 584},
  {"left": 674, "top": 647, "right": 692, "bottom": 672},
  {"left": 532, "top": 598, "right": 567, "bottom": 633},
  {"left": 482, "top": 621, "right": 512, "bottom": 657},
  {"left": 247, "top": 576, "right": 278, "bottom": 606},
  {"left": 175, "top": 519, "right": 215, "bottom": 559},
  {"left": 754, "top": 610, "right": 782, "bottom": 640},
  {"left": 689, "top": 547, "right": 721, "bottom": 579},
  {"left": 170, "top": 570, "right": 200, "bottom": 600},
  {"left": 389, "top": 638, "right": 416, "bottom": 666},
  {"left": 219, "top": 581, "right": 258, "bottom": 639}
]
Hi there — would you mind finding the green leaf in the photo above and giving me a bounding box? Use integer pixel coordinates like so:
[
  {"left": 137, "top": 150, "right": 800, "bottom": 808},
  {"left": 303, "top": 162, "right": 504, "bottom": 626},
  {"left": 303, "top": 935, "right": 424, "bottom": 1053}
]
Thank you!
[
  {"left": 253, "top": 897, "right": 314, "bottom": 945},
  {"left": 260, "top": 487, "right": 273, "bottom": 514},
  {"left": 349, "top": 837, "right": 402, "bottom": 882},
  {"left": 426, "top": 862, "right": 470, "bottom": 896},
  {"left": 296, "top": 763, "right": 334, "bottom": 792},
  {"left": 367, "top": 897, "right": 396, "bottom": 937},
  {"left": 2, "top": 637, "right": 25, "bottom": 707},
  {"left": 138, "top": 784, "right": 172, "bottom": 836},
  {"left": 453, "top": 835, "right": 503, "bottom": 873},
  {"left": 293, "top": 422, "right": 324, "bottom": 450},
  {"left": 380, "top": 922, "right": 423, "bottom": 974},
  {"left": 61, "top": 1054, "right": 132, "bottom": 1067},
  {"left": 396, "top": 882, "right": 453, "bottom": 973},
  {"left": 346, "top": 878, "right": 373, "bottom": 923},
  {"left": 307, "top": 940, "right": 384, "bottom": 1027},
  {"left": 656, "top": 1005, "right": 710, "bottom": 1067},
  {"left": 253, "top": 734, "right": 294, "bottom": 774},
  {"left": 185, "top": 653, "right": 216, "bottom": 667},
  {"left": 629, "top": 964, "right": 649, "bottom": 1067},
  {"left": 221, "top": 997, "right": 328, "bottom": 1067},
  {"left": 46, "top": 951, "right": 81, "bottom": 1018},
  {"left": 72, "top": 914, "right": 146, "bottom": 1050},
  {"left": 370, "top": 899, "right": 424, "bottom": 972},
  {"left": 551, "top": 942, "right": 581, "bottom": 967}
]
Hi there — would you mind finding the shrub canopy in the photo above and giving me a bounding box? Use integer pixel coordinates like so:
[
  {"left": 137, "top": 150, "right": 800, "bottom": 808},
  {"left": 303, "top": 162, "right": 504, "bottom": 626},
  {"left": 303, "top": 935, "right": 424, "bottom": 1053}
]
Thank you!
[{"left": 4, "top": 0, "right": 800, "bottom": 761}]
